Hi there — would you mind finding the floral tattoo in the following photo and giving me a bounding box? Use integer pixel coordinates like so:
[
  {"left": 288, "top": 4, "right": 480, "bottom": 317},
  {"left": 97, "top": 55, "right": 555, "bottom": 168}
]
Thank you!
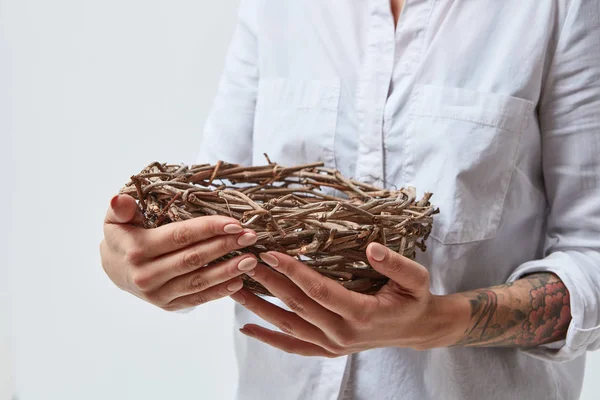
[{"left": 455, "top": 273, "right": 571, "bottom": 347}]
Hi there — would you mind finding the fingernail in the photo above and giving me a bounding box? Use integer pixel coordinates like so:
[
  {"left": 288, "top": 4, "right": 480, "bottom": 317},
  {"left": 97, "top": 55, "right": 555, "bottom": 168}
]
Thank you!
[
  {"left": 245, "top": 269, "right": 256, "bottom": 277},
  {"left": 230, "top": 291, "right": 246, "bottom": 305},
  {"left": 227, "top": 280, "right": 244, "bottom": 292},
  {"left": 369, "top": 242, "right": 387, "bottom": 262},
  {"left": 239, "top": 327, "right": 255, "bottom": 337},
  {"left": 237, "top": 233, "right": 257, "bottom": 247},
  {"left": 224, "top": 224, "right": 243, "bottom": 234},
  {"left": 110, "top": 195, "right": 120, "bottom": 209},
  {"left": 259, "top": 252, "right": 279, "bottom": 268},
  {"left": 237, "top": 257, "right": 257, "bottom": 272}
]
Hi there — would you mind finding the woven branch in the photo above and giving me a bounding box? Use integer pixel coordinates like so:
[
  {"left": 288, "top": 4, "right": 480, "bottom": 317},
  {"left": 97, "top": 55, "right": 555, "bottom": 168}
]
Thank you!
[{"left": 119, "top": 157, "right": 439, "bottom": 296}]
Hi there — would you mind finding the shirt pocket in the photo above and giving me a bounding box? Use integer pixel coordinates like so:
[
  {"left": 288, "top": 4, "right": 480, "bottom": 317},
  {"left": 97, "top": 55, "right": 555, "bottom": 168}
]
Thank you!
[
  {"left": 252, "top": 77, "right": 341, "bottom": 168},
  {"left": 405, "top": 84, "right": 534, "bottom": 245}
]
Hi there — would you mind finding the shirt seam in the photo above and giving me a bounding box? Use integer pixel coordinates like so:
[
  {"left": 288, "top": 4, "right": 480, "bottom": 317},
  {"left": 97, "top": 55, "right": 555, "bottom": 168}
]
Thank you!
[
  {"left": 408, "top": 112, "right": 524, "bottom": 131},
  {"left": 572, "top": 324, "right": 600, "bottom": 333},
  {"left": 538, "top": 0, "right": 577, "bottom": 109}
]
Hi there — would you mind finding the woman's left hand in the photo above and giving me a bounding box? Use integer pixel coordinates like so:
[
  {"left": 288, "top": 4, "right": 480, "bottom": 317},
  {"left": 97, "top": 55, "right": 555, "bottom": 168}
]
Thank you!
[{"left": 229, "top": 242, "right": 465, "bottom": 357}]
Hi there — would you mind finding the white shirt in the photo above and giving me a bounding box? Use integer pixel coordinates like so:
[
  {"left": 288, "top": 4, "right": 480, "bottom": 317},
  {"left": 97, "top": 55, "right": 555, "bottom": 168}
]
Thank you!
[{"left": 195, "top": 1, "right": 600, "bottom": 399}]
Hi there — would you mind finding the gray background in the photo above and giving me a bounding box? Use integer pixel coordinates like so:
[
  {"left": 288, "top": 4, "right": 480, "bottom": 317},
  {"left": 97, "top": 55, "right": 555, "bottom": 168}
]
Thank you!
[{"left": 1, "top": 0, "right": 598, "bottom": 399}]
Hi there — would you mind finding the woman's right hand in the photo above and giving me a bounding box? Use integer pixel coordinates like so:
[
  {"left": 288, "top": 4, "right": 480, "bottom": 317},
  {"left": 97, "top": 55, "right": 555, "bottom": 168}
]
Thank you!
[{"left": 99, "top": 194, "right": 258, "bottom": 311}]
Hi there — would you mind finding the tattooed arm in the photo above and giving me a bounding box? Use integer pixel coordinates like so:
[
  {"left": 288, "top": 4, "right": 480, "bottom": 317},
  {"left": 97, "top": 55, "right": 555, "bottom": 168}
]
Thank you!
[{"left": 450, "top": 273, "right": 571, "bottom": 347}]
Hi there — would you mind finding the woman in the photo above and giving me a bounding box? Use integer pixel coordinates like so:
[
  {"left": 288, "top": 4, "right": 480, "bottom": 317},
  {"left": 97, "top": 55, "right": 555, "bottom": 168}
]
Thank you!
[{"left": 100, "top": 1, "right": 600, "bottom": 399}]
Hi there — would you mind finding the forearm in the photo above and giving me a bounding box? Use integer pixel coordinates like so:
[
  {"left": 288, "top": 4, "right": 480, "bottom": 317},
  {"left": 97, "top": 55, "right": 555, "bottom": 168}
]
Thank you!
[{"left": 438, "top": 273, "right": 572, "bottom": 348}]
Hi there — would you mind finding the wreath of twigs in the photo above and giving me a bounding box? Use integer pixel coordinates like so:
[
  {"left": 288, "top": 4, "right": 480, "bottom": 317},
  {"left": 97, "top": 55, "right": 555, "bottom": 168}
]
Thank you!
[{"left": 119, "top": 156, "right": 438, "bottom": 296}]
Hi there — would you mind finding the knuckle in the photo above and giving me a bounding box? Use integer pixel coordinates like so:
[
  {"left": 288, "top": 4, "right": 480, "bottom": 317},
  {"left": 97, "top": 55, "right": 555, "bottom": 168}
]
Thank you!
[
  {"left": 187, "top": 273, "right": 211, "bottom": 293},
  {"left": 219, "top": 236, "right": 238, "bottom": 253},
  {"left": 305, "top": 282, "right": 330, "bottom": 302},
  {"left": 348, "top": 308, "right": 366, "bottom": 323},
  {"left": 204, "top": 217, "right": 227, "bottom": 236},
  {"left": 322, "top": 342, "right": 345, "bottom": 355},
  {"left": 190, "top": 292, "right": 209, "bottom": 306},
  {"left": 347, "top": 297, "right": 369, "bottom": 322},
  {"left": 181, "top": 250, "right": 206, "bottom": 271},
  {"left": 276, "top": 321, "right": 294, "bottom": 335},
  {"left": 124, "top": 247, "right": 145, "bottom": 266},
  {"left": 171, "top": 225, "right": 194, "bottom": 246},
  {"left": 131, "top": 270, "right": 153, "bottom": 291},
  {"left": 331, "top": 329, "right": 355, "bottom": 347},
  {"left": 284, "top": 297, "right": 305, "bottom": 315},
  {"left": 142, "top": 291, "right": 162, "bottom": 306}
]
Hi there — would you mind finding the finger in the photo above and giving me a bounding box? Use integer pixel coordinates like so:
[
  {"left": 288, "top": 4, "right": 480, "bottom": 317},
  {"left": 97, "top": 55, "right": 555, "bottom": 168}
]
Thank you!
[
  {"left": 258, "top": 252, "right": 375, "bottom": 321},
  {"left": 366, "top": 242, "right": 430, "bottom": 296},
  {"left": 164, "top": 277, "right": 246, "bottom": 311},
  {"left": 244, "top": 263, "right": 345, "bottom": 329},
  {"left": 140, "top": 215, "right": 250, "bottom": 259},
  {"left": 137, "top": 230, "right": 258, "bottom": 288},
  {"left": 157, "top": 255, "right": 258, "bottom": 303},
  {"left": 104, "top": 194, "right": 145, "bottom": 226},
  {"left": 239, "top": 324, "right": 338, "bottom": 358},
  {"left": 103, "top": 195, "right": 147, "bottom": 251},
  {"left": 230, "top": 288, "right": 333, "bottom": 350}
]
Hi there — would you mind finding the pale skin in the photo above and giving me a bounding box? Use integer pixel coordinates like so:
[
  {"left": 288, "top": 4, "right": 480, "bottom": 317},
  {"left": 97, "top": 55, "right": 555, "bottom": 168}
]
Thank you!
[
  {"left": 100, "top": 194, "right": 259, "bottom": 311},
  {"left": 229, "top": 250, "right": 571, "bottom": 357},
  {"left": 100, "top": 196, "right": 571, "bottom": 356},
  {"left": 391, "top": 0, "right": 405, "bottom": 28}
]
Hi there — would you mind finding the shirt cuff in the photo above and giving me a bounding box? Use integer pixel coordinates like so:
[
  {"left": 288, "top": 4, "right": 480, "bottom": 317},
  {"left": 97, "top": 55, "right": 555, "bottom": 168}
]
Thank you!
[{"left": 506, "top": 251, "right": 600, "bottom": 362}]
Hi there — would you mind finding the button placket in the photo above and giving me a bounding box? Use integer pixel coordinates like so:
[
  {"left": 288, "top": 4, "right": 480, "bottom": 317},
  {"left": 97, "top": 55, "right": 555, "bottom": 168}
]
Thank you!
[
  {"left": 318, "top": 356, "right": 350, "bottom": 400},
  {"left": 390, "top": 0, "right": 435, "bottom": 188},
  {"left": 354, "top": 0, "right": 396, "bottom": 187}
]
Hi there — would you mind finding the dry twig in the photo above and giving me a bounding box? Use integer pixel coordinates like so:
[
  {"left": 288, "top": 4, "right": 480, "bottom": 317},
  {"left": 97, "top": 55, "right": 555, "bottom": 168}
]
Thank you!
[{"left": 119, "top": 158, "right": 438, "bottom": 296}]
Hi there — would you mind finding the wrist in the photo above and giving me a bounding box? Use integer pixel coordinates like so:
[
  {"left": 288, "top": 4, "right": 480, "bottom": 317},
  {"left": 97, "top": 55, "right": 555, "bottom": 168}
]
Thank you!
[{"left": 417, "top": 293, "right": 471, "bottom": 350}]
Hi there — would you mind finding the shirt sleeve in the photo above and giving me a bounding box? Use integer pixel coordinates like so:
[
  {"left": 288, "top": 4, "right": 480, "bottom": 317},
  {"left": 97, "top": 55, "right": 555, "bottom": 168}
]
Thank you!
[
  {"left": 192, "top": 0, "right": 258, "bottom": 166},
  {"left": 506, "top": 0, "right": 600, "bottom": 362}
]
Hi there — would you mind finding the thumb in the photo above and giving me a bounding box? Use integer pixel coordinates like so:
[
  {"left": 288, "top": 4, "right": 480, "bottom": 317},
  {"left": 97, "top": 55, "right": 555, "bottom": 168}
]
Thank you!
[
  {"left": 366, "top": 242, "right": 430, "bottom": 296},
  {"left": 104, "top": 194, "right": 145, "bottom": 226}
]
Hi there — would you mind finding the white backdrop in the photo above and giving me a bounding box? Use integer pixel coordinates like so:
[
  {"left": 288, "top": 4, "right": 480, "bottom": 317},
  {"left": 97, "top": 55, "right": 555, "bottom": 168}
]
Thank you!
[{"left": 1, "top": 1, "right": 599, "bottom": 399}]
